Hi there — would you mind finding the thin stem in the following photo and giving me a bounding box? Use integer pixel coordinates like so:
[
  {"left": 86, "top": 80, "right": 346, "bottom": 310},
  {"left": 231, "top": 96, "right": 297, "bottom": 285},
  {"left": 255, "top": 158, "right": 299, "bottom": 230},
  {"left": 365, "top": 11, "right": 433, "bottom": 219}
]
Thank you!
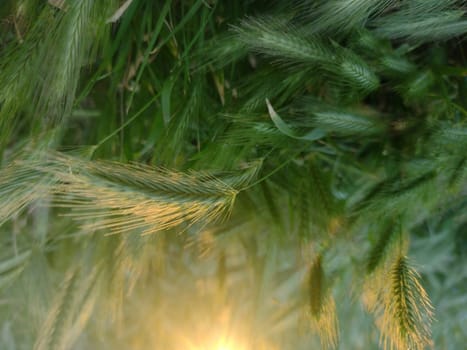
[{"left": 93, "top": 94, "right": 160, "bottom": 153}]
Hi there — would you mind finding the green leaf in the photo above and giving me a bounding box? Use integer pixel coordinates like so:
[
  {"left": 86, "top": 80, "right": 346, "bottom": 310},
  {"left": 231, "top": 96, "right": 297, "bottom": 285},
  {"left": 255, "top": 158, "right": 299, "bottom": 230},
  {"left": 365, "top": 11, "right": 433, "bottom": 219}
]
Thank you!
[{"left": 266, "top": 99, "right": 326, "bottom": 141}]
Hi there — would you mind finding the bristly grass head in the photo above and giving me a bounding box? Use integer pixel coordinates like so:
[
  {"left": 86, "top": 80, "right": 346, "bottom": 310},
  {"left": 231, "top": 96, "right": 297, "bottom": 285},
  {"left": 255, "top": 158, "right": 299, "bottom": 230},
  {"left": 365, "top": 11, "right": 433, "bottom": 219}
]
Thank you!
[
  {"left": 379, "top": 255, "right": 434, "bottom": 350},
  {"left": 0, "top": 151, "right": 255, "bottom": 235},
  {"left": 306, "top": 254, "right": 339, "bottom": 349}
]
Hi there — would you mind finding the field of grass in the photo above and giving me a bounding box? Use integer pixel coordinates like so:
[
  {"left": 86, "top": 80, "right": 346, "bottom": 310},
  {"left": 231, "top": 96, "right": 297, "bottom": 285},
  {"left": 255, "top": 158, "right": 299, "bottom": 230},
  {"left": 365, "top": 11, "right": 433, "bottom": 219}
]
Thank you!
[{"left": 0, "top": 1, "right": 466, "bottom": 349}]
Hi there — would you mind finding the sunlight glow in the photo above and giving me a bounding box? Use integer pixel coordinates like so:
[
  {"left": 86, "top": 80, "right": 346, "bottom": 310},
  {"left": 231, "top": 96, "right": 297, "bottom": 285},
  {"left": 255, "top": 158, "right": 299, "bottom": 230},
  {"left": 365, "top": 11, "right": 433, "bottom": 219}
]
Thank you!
[
  {"left": 185, "top": 332, "right": 246, "bottom": 350},
  {"left": 214, "top": 337, "right": 243, "bottom": 350},
  {"left": 216, "top": 345, "right": 234, "bottom": 350},
  {"left": 173, "top": 306, "right": 250, "bottom": 350}
]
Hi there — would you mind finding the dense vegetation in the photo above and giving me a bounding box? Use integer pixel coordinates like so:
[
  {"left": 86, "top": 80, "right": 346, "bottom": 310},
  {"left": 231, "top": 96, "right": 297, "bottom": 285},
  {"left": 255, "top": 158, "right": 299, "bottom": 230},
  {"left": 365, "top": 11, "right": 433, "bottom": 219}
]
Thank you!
[{"left": 0, "top": 1, "right": 466, "bottom": 349}]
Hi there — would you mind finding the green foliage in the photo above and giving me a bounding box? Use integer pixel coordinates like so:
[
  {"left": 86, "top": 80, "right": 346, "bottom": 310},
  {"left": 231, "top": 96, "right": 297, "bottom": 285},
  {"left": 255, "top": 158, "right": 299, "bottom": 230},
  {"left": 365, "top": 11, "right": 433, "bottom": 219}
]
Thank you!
[
  {"left": 366, "top": 219, "right": 402, "bottom": 274},
  {"left": 0, "top": 0, "right": 466, "bottom": 349},
  {"left": 0, "top": 0, "right": 117, "bottom": 151}
]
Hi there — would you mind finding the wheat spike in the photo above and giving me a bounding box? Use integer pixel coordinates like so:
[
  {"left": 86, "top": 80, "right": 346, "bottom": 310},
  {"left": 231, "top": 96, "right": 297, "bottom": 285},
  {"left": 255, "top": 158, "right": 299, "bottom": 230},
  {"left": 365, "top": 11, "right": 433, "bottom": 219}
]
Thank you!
[
  {"left": 379, "top": 255, "right": 434, "bottom": 350},
  {"left": 307, "top": 255, "right": 339, "bottom": 349}
]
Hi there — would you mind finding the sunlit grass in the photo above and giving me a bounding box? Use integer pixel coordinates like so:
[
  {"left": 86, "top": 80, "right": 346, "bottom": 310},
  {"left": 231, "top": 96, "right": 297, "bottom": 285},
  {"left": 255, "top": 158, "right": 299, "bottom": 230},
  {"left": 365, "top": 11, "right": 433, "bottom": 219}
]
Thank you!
[{"left": 0, "top": 0, "right": 465, "bottom": 349}]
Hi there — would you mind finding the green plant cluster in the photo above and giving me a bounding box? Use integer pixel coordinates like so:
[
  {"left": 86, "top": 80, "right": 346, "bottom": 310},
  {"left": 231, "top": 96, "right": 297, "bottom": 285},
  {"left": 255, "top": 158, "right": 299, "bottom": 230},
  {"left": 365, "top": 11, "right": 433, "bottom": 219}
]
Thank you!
[{"left": 0, "top": 1, "right": 466, "bottom": 349}]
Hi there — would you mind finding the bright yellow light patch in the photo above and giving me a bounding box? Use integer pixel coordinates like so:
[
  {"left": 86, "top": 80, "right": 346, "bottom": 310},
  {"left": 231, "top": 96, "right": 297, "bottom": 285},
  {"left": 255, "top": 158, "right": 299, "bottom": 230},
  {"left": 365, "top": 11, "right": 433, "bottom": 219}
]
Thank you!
[
  {"left": 214, "top": 338, "right": 243, "bottom": 350},
  {"left": 216, "top": 345, "right": 233, "bottom": 350},
  {"left": 186, "top": 334, "right": 245, "bottom": 350}
]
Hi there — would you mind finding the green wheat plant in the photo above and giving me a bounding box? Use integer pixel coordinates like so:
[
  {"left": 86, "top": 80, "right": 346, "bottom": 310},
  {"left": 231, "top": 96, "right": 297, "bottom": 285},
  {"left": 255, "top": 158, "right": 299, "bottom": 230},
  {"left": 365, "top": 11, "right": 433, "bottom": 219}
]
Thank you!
[{"left": 0, "top": 0, "right": 466, "bottom": 349}]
